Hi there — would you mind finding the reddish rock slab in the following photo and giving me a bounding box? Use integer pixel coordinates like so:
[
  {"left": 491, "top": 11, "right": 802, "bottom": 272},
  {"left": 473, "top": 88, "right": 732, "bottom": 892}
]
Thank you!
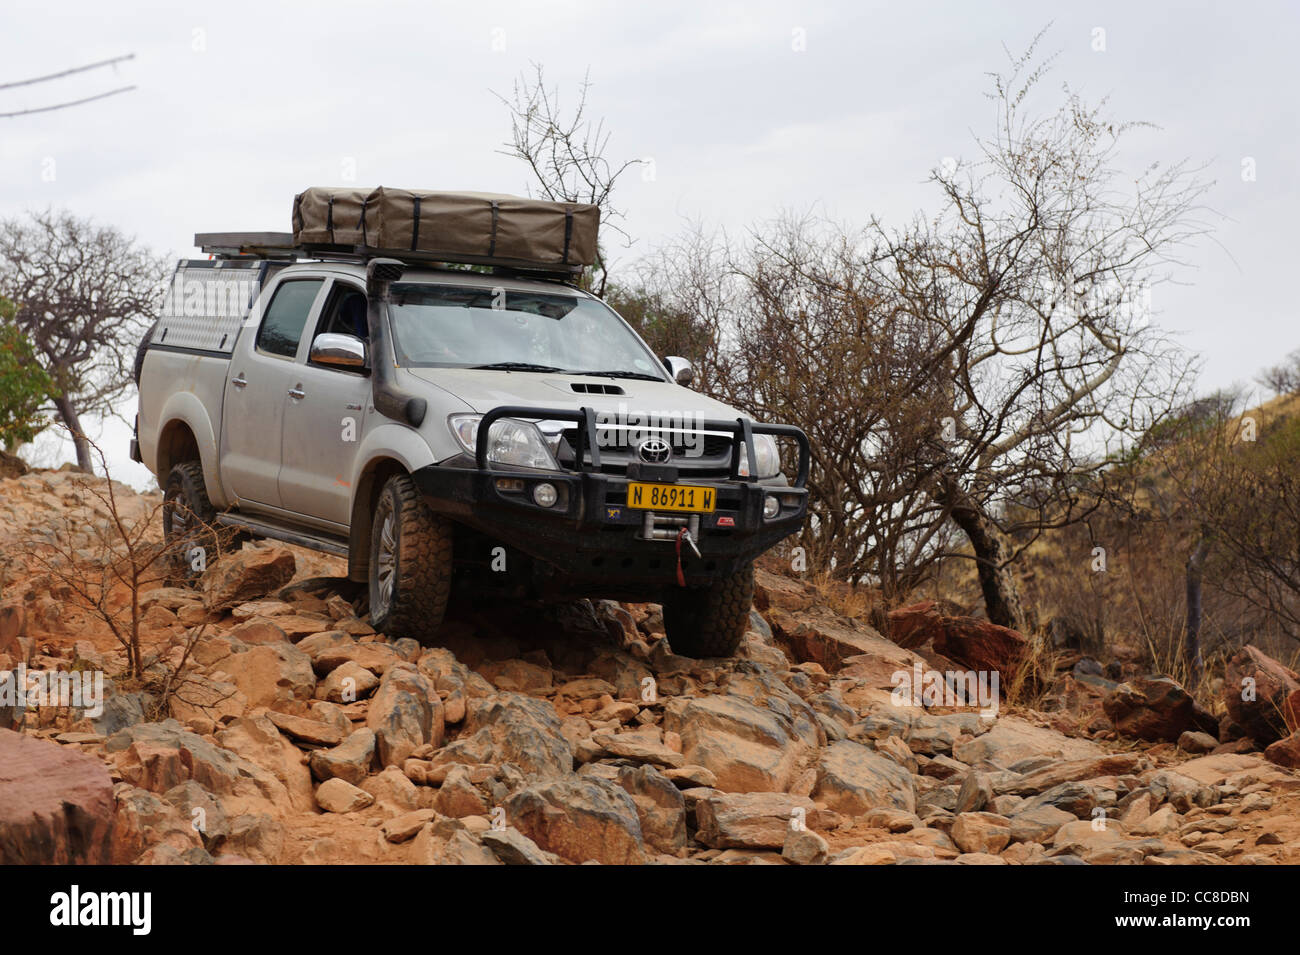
[
  {"left": 885, "top": 601, "right": 1026, "bottom": 680},
  {"left": 1264, "top": 732, "right": 1300, "bottom": 769},
  {"left": 933, "top": 617, "right": 1027, "bottom": 678},
  {"left": 203, "top": 546, "right": 297, "bottom": 613},
  {"left": 752, "top": 568, "right": 816, "bottom": 613},
  {"left": 0, "top": 728, "right": 115, "bottom": 863},
  {"left": 1103, "top": 676, "right": 1194, "bottom": 743},
  {"left": 1223, "top": 646, "right": 1300, "bottom": 744}
]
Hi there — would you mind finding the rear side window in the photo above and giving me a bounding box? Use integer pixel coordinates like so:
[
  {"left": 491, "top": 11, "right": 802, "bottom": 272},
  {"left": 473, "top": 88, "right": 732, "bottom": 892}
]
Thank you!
[{"left": 257, "top": 279, "right": 323, "bottom": 358}]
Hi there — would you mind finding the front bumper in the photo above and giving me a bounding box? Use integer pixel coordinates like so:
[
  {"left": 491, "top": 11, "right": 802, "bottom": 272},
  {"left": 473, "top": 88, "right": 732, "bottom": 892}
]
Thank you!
[{"left": 413, "top": 464, "right": 806, "bottom": 588}]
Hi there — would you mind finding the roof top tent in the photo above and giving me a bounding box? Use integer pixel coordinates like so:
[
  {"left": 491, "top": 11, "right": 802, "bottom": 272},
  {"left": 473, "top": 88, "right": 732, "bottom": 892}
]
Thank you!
[{"left": 196, "top": 187, "right": 601, "bottom": 284}]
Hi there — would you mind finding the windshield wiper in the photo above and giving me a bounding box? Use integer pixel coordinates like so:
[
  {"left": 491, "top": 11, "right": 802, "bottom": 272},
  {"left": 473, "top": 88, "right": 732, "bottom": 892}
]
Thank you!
[
  {"left": 570, "top": 369, "right": 665, "bottom": 381},
  {"left": 471, "top": 362, "right": 565, "bottom": 373}
]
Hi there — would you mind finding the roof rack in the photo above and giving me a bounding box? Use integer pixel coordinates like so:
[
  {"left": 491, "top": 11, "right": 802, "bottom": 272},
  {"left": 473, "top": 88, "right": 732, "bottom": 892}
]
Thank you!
[{"left": 194, "top": 232, "right": 585, "bottom": 283}]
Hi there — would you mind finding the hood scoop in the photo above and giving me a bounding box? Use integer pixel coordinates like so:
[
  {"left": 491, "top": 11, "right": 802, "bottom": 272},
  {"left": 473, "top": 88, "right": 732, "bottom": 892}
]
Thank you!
[{"left": 569, "top": 381, "right": 625, "bottom": 395}]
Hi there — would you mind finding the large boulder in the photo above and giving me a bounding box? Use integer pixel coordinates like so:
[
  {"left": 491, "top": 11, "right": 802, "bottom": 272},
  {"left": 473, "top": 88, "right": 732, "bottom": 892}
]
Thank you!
[
  {"left": 111, "top": 784, "right": 204, "bottom": 863},
  {"left": 216, "top": 715, "right": 315, "bottom": 812},
  {"left": 694, "top": 791, "right": 836, "bottom": 849},
  {"left": 434, "top": 693, "right": 572, "bottom": 781},
  {"left": 813, "top": 739, "right": 916, "bottom": 815},
  {"left": 163, "top": 780, "right": 231, "bottom": 851},
  {"left": 616, "top": 764, "right": 687, "bottom": 854},
  {"left": 1103, "top": 676, "right": 1194, "bottom": 742},
  {"left": 210, "top": 641, "right": 316, "bottom": 708},
  {"left": 106, "top": 720, "right": 290, "bottom": 813},
  {"left": 1006, "top": 753, "right": 1145, "bottom": 795},
  {"left": 505, "top": 776, "right": 646, "bottom": 865},
  {"left": 662, "top": 694, "right": 815, "bottom": 793},
  {"left": 1264, "top": 732, "right": 1300, "bottom": 769},
  {"left": 887, "top": 601, "right": 1026, "bottom": 680},
  {"left": 308, "top": 728, "right": 377, "bottom": 785},
  {"left": 752, "top": 567, "right": 816, "bottom": 613},
  {"left": 319, "top": 660, "right": 380, "bottom": 702},
  {"left": 1223, "top": 646, "right": 1300, "bottom": 743},
  {"left": 951, "top": 811, "right": 1012, "bottom": 854},
  {"left": 934, "top": 617, "right": 1027, "bottom": 679},
  {"left": 168, "top": 672, "right": 248, "bottom": 725},
  {"left": 203, "top": 546, "right": 297, "bottom": 613},
  {"left": 952, "top": 716, "right": 1102, "bottom": 768},
  {"left": 0, "top": 729, "right": 115, "bottom": 863},
  {"left": 313, "top": 642, "right": 403, "bottom": 676},
  {"left": 315, "top": 778, "right": 374, "bottom": 813},
  {"left": 366, "top": 663, "right": 442, "bottom": 767},
  {"left": 768, "top": 608, "right": 908, "bottom": 674},
  {"left": 74, "top": 685, "right": 151, "bottom": 738}
]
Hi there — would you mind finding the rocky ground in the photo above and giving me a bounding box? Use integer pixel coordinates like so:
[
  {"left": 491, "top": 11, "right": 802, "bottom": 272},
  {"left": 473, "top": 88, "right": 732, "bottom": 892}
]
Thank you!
[{"left": 1, "top": 467, "right": 1298, "bottom": 865}]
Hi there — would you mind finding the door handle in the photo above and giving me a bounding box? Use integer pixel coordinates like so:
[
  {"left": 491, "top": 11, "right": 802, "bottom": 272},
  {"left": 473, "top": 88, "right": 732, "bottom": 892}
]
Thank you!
[
  {"left": 231, "top": 375, "right": 248, "bottom": 389},
  {"left": 288, "top": 386, "right": 306, "bottom": 399}
]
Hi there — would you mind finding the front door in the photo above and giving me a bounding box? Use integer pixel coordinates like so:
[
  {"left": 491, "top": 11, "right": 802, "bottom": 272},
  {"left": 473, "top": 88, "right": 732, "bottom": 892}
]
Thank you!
[{"left": 278, "top": 279, "right": 372, "bottom": 527}]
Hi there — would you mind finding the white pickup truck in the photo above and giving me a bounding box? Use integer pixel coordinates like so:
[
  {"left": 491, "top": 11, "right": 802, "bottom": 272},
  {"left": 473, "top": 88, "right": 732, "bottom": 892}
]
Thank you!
[{"left": 133, "top": 229, "right": 808, "bottom": 656}]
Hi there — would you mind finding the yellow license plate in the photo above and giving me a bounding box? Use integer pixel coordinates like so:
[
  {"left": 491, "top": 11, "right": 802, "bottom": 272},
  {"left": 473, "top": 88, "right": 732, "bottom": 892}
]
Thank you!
[{"left": 626, "top": 481, "right": 717, "bottom": 513}]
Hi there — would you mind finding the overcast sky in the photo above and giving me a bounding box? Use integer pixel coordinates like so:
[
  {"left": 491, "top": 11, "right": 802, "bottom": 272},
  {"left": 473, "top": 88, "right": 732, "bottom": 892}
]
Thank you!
[{"left": 2, "top": 0, "right": 1296, "bottom": 485}]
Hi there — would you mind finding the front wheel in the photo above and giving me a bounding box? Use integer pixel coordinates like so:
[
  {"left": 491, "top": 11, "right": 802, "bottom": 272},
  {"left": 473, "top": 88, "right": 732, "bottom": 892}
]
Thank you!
[
  {"left": 368, "top": 473, "right": 453, "bottom": 644},
  {"left": 661, "top": 563, "right": 754, "bottom": 658}
]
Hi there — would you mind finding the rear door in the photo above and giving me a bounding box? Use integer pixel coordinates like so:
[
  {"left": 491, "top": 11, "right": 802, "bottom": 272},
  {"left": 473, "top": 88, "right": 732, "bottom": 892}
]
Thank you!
[
  {"left": 278, "top": 278, "right": 373, "bottom": 527},
  {"left": 220, "top": 276, "right": 327, "bottom": 508}
]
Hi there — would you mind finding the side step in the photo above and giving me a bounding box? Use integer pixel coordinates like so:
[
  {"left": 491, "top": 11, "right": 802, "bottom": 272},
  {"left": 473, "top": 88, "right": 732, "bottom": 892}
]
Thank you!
[{"left": 216, "top": 513, "right": 350, "bottom": 557}]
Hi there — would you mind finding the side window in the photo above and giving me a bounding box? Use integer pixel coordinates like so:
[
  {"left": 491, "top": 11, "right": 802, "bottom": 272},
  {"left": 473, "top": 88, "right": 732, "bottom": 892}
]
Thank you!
[
  {"left": 314, "top": 282, "right": 368, "bottom": 342},
  {"left": 256, "top": 279, "right": 323, "bottom": 358}
]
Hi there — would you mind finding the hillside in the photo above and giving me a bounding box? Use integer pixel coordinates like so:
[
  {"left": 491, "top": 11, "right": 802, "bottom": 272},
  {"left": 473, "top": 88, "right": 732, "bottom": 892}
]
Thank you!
[{"left": 1, "top": 467, "right": 1299, "bottom": 865}]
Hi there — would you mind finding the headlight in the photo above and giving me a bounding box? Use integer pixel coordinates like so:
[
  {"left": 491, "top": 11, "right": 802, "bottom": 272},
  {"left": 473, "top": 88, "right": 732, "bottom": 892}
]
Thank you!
[
  {"left": 737, "top": 433, "right": 781, "bottom": 479},
  {"left": 449, "top": 414, "right": 560, "bottom": 470}
]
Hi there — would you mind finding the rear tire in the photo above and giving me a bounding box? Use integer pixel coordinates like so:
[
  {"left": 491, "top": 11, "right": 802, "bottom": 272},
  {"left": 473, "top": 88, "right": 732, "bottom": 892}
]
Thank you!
[
  {"left": 368, "top": 473, "right": 453, "bottom": 644},
  {"left": 162, "top": 461, "right": 229, "bottom": 584},
  {"left": 661, "top": 563, "right": 754, "bottom": 658}
]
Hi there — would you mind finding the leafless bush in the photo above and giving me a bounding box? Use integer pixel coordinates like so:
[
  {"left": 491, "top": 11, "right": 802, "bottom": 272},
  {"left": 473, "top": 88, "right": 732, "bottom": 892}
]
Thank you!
[
  {"left": 1256, "top": 349, "right": 1300, "bottom": 397},
  {"left": 20, "top": 433, "right": 230, "bottom": 682},
  {"left": 497, "top": 64, "right": 641, "bottom": 296}
]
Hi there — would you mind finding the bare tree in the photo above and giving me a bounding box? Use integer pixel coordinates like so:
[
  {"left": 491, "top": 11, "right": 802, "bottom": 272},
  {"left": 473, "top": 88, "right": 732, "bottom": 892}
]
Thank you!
[
  {"left": 1256, "top": 349, "right": 1300, "bottom": 397},
  {"left": 620, "top": 215, "right": 963, "bottom": 600},
  {"left": 0, "top": 209, "right": 168, "bottom": 473},
  {"left": 853, "top": 33, "right": 1209, "bottom": 629},
  {"left": 627, "top": 32, "right": 1210, "bottom": 633},
  {"left": 1167, "top": 397, "right": 1300, "bottom": 644},
  {"left": 496, "top": 64, "right": 641, "bottom": 295},
  {"left": 725, "top": 215, "right": 960, "bottom": 599},
  {"left": 610, "top": 223, "right": 732, "bottom": 394}
]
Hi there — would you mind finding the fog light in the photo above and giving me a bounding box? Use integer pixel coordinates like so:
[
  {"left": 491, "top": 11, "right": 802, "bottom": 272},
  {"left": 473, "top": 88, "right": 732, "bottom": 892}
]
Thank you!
[
  {"left": 533, "top": 482, "right": 558, "bottom": 507},
  {"left": 763, "top": 495, "right": 781, "bottom": 520}
]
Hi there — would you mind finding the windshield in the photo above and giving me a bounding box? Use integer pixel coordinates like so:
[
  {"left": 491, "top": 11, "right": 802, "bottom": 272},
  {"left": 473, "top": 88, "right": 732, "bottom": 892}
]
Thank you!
[{"left": 386, "top": 283, "right": 665, "bottom": 378}]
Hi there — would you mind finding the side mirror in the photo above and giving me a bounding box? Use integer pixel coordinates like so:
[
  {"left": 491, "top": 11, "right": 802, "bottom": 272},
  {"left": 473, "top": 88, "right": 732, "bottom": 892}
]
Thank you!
[
  {"left": 664, "top": 356, "right": 694, "bottom": 387},
  {"left": 310, "top": 333, "right": 367, "bottom": 369}
]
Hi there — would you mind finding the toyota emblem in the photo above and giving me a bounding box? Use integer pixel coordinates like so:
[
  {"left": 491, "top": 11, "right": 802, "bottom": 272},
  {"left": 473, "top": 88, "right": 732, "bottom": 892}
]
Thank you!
[{"left": 637, "top": 436, "right": 672, "bottom": 464}]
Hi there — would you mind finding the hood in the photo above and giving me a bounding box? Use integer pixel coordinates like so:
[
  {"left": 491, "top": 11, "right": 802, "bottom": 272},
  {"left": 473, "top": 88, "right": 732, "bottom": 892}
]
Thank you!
[{"left": 403, "top": 367, "right": 744, "bottom": 421}]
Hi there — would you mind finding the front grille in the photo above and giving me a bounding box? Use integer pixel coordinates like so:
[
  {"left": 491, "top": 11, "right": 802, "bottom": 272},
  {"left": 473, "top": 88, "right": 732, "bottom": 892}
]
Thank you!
[
  {"left": 557, "top": 428, "right": 734, "bottom": 476},
  {"left": 560, "top": 427, "right": 733, "bottom": 461}
]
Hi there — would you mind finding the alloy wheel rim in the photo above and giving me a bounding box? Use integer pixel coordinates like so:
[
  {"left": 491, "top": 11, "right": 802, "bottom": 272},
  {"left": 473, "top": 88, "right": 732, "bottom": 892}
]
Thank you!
[{"left": 375, "top": 509, "right": 396, "bottom": 614}]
